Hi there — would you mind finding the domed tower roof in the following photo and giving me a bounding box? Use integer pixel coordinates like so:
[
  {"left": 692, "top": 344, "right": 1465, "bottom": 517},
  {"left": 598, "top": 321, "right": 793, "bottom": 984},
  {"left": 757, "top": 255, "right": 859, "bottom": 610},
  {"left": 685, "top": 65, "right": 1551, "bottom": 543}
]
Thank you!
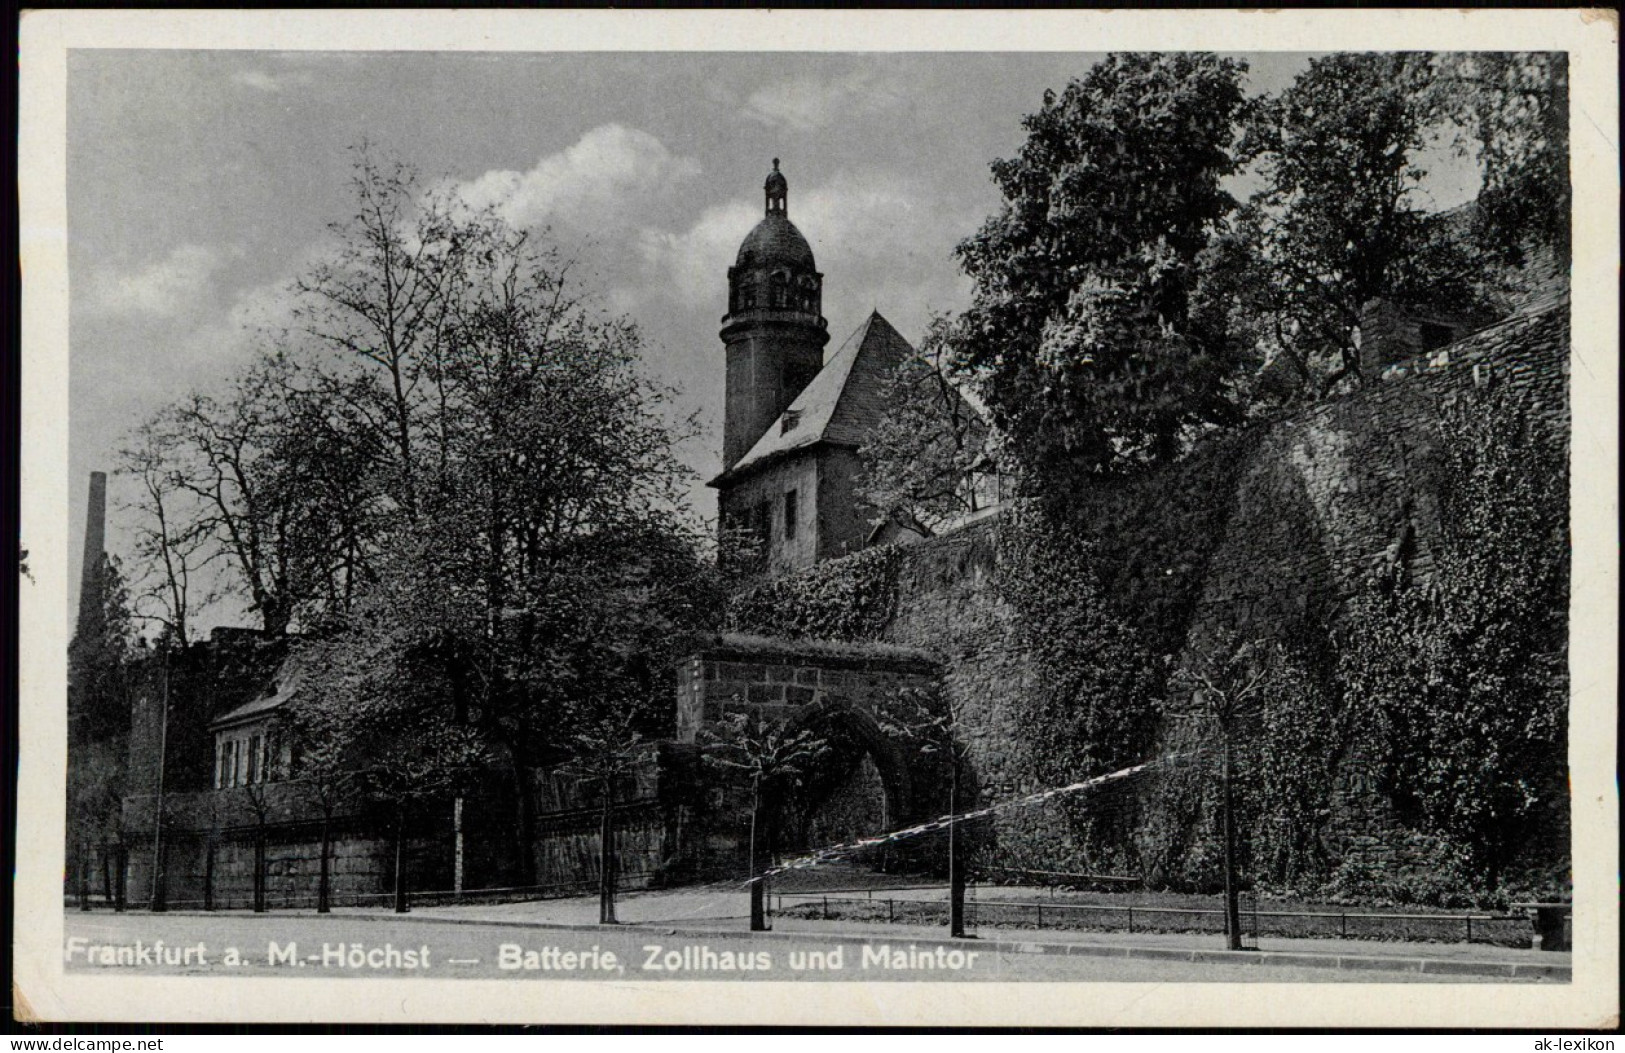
[
  {"left": 736, "top": 215, "right": 816, "bottom": 270},
  {"left": 735, "top": 158, "right": 816, "bottom": 270}
]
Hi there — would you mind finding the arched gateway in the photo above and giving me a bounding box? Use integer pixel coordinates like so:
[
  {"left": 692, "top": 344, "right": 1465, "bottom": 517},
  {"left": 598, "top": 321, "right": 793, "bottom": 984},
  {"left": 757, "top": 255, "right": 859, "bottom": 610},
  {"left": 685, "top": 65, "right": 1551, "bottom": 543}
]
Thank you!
[{"left": 675, "top": 633, "right": 946, "bottom": 862}]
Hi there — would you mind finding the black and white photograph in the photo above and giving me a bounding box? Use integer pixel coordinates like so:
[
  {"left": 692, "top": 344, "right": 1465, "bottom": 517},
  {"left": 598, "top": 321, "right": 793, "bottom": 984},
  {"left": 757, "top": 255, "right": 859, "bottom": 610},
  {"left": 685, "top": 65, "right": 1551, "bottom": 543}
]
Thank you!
[{"left": 14, "top": 8, "right": 1619, "bottom": 1029}]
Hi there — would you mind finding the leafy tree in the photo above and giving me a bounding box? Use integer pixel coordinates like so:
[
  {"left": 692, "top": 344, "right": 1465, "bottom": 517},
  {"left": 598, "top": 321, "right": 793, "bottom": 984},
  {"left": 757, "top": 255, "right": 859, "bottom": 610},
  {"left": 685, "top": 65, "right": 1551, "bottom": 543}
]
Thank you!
[
  {"left": 1235, "top": 53, "right": 1488, "bottom": 400},
  {"left": 702, "top": 710, "right": 828, "bottom": 931},
  {"left": 280, "top": 693, "right": 354, "bottom": 913},
  {"left": 67, "top": 554, "right": 138, "bottom": 898},
  {"left": 1430, "top": 53, "right": 1569, "bottom": 264},
  {"left": 877, "top": 685, "right": 974, "bottom": 936},
  {"left": 953, "top": 53, "right": 1251, "bottom": 485},
  {"left": 292, "top": 146, "right": 476, "bottom": 521},
  {"left": 286, "top": 616, "right": 491, "bottom": 911},
  {"left": 858, "top": 315, "right": 999, "bottom": 538}
]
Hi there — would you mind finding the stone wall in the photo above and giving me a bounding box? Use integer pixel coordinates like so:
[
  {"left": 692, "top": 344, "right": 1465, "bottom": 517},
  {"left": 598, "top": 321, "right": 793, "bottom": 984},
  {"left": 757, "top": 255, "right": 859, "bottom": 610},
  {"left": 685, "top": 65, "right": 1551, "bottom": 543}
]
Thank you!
[
  {"left": 675, "top": 634, "right": 938, "bottom": 744},
  {"left": 734, "top": 296, "right": 1570, "bottom": 882}
]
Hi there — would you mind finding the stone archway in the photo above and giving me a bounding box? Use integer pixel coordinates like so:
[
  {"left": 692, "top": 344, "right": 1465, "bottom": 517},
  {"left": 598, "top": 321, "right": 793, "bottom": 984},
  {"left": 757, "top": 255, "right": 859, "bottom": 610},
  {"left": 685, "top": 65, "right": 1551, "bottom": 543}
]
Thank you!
[{"left": 775, "top": 699, "right": 915, "bottom": 867}]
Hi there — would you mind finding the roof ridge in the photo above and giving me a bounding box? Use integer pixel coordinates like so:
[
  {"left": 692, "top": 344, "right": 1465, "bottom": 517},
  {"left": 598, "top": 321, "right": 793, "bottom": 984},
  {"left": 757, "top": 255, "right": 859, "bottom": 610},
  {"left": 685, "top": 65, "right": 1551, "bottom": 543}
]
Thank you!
[{"left": 711, "top": 313, "right": 909, "bottom": 485}]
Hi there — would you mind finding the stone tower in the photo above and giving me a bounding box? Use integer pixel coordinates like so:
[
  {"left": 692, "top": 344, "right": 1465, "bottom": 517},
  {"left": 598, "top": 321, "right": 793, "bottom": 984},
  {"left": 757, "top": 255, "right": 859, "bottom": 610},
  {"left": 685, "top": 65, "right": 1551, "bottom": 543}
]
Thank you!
[{"left": 720, "top": 159, "right": 829, "bottom": 469}]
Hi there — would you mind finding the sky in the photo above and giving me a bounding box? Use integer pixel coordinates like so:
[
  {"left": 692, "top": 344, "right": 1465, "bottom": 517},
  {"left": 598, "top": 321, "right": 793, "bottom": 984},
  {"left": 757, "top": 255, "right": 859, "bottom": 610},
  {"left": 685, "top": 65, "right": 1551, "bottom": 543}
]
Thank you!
[{"left": 66, "top": 50, "right": 1481, "bottom": 631}]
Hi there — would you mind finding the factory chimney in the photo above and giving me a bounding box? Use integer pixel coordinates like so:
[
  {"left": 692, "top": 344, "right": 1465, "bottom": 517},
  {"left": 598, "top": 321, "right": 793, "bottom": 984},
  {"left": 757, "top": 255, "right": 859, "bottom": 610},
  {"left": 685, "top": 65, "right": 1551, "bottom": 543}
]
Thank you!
[{"left": 76, "top": 471, "right": 107, "bottom": 637}]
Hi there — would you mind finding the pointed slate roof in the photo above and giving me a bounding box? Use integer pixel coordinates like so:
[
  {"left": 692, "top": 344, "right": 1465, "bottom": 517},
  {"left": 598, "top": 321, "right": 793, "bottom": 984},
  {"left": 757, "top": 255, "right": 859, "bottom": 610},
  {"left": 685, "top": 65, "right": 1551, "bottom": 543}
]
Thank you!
[{"left": 713, "top": 311, "right": 914, "bottom": 485}]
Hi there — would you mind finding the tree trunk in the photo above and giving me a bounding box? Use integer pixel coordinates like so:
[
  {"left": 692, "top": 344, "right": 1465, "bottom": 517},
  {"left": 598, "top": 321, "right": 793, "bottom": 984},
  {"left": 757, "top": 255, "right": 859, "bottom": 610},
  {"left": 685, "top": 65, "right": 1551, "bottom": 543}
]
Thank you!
[
  {"left": 151, "top": 840, "right": 167, "bottom": 913},
  {"left": 253, "top": 824, "right": 267, "bottom": 913},
  {"left": 114, "top": 842, "right": 126, "bottom": 912},
  {"left": 748, "top": 780, "right": 768, "bottom": 932},
  {"left": 393, "top": 807, "right": 409, "bottom": 914},
  {"left": 77, "top": 843, "right": 91, "bottom": 911},
  {"left": 948, "top": 758, "right": 966, "bottom": 938},
  {"left": 1222, "top": 735, "right": 1242, "bottom": 951},
  {"left": 203, "top": 834, "right": 215, "bottom": 912},
  {"left": 100, "top": 841, "right": 114, "bottom": 907},
  {"left": 598, "top": 783, "right": 618, "bottom": 925},
  {"left": 509, "top": 753, "right": 537, "bottom": 887},
  {"left": 318, "top": 810, "right": 332, "bottom": 914}
]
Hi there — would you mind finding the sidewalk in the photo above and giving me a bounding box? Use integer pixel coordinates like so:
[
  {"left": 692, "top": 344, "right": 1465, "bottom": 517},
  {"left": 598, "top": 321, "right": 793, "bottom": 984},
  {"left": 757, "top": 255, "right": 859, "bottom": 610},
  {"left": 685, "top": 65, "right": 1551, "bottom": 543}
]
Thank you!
[{"left": 328, "top": 886, "right": 1571, "bottom": 981}]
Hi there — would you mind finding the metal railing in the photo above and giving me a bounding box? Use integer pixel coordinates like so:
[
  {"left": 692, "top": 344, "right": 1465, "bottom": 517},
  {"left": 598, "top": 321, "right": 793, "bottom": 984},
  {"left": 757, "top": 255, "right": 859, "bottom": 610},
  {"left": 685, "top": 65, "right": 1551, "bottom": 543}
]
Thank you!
[{"left": 772, "top": 891, "right": 1523, "bottom": 944}]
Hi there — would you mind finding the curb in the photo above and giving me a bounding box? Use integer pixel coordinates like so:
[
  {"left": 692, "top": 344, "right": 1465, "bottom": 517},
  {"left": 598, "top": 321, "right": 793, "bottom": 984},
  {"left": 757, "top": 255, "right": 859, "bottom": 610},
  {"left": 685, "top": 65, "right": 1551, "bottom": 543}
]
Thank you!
[{"left": 138, "top": 908, "right": 1572, "bottom": 981}]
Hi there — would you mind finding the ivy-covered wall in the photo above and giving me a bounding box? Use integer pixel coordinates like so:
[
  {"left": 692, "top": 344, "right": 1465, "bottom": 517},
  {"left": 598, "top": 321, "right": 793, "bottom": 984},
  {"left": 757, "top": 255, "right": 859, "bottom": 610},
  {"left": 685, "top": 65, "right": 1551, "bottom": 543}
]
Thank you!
[{"left": 726, "top": 298, "right": 1571, "bottom": 903}]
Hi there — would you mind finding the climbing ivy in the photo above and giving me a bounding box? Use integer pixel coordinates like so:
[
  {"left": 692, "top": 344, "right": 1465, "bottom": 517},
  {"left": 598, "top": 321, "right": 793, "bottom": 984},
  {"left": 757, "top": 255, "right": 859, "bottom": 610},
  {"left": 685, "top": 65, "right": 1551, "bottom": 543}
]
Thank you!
[
  {"left": 996, "top": 504, "right": 1163, "bottom": 872},
  {"left": 726, "top": 545, "right": 904, "bottom": 642},
  {"left": 1336, "top": 385, "right": 1569, "bottom": 890}
]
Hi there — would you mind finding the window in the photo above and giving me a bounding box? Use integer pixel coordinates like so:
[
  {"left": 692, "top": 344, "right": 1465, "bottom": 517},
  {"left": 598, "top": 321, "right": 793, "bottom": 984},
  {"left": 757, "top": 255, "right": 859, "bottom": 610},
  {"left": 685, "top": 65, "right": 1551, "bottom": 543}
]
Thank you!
[
  {"left": 247, "top": 734, "right": 262, "bottom": 784},
  {"left": 784, "top": 489, "right": 798, "bottom": 540},
  {"left": 217, "top": 741, "right": 232, "bottom": 789}
]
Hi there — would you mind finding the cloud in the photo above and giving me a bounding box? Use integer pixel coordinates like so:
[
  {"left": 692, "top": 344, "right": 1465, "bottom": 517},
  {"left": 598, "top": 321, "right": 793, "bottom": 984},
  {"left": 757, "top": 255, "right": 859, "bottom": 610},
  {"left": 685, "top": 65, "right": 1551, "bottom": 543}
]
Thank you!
[
  {"left": 636, "top": 199, "right": 762, "bottom": 305},
  {"left": 86, "top": 244, "right": 219, "bottom": 319},
  {"left": 447, "top": 124, "right": 701, "bottom": 232},
  {"left": 743, "top": 69, "right": 906, "bottom": 133}
]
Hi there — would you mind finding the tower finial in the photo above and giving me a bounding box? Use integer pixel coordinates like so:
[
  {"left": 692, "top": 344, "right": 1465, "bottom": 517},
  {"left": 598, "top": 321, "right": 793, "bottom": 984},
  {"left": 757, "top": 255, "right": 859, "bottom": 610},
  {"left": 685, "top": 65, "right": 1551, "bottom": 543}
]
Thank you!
[{"left": 765, "top": 158, "right": 788, "bottom": 216}]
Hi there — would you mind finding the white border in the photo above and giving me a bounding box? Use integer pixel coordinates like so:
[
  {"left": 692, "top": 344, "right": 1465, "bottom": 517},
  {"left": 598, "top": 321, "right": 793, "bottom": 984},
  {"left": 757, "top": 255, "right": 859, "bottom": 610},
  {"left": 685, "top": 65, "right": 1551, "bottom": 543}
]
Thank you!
[{"left": 16, "top": 8, "right": 1620, "bottom": 1027}]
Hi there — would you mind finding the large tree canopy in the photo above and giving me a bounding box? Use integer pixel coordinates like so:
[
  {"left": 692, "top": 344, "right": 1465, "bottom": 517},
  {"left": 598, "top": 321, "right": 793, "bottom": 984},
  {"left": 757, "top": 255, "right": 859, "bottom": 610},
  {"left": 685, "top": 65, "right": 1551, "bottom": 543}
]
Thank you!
[{"left": 953, "top": 53, "right": 1251, "bottom": 485}]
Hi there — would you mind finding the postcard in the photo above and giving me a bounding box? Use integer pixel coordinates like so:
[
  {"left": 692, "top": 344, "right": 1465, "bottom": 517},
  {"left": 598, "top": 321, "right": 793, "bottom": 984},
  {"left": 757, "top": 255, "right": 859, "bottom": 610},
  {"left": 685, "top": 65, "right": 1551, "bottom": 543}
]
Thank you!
[{"left": 14, "top": 8, "right": 1619, "bottom": 1028}]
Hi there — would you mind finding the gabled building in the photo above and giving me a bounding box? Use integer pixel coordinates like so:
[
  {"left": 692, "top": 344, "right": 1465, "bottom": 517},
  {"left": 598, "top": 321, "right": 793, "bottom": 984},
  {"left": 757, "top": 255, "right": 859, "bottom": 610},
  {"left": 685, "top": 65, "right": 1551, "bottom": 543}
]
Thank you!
[{"left": 709, "top": 161, "right": 920, "bottom": 578}]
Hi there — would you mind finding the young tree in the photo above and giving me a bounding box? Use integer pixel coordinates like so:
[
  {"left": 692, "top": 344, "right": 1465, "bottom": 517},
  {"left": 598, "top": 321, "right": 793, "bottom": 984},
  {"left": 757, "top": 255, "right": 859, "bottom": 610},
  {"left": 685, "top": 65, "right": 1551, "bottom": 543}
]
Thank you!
[
  {"left": 119, "top": 423, "right": 216, "bottom": 646},
  {"left": 557, "top": 705, "right": 649, "bottom": 925},
  {"left": 858, "top": 316, "right": 998, "bottom": 538},
  {"left": 953, "top": 53, "right": 1251, "bottom": 486},
  {"left": 877, "top": 686, "right": 975, "bottom": 937},
  {"left": 702, "top": 711, "right": 829, "bottom": 931},
  {"left": 1169, "top": 631, "right": 1274, "bottom": 950}
]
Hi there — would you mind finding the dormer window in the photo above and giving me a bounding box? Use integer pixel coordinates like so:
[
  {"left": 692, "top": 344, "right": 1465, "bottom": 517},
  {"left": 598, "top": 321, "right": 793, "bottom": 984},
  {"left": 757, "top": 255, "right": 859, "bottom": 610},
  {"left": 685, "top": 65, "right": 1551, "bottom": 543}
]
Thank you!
[{"left": 781, "top": 410, "right": 801, "bottom": 434}]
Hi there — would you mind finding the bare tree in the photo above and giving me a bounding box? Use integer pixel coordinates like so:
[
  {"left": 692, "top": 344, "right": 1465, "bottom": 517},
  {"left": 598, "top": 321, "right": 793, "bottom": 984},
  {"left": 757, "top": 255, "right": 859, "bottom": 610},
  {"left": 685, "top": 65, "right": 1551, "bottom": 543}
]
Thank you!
[{"left": 858, "top": 315, "right": 998, "bottom": 539}]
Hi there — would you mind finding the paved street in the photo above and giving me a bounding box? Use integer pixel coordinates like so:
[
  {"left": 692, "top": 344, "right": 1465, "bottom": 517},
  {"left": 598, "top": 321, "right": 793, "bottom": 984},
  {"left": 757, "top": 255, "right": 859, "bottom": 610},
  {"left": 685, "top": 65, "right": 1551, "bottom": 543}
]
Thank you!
[{"left": 63, "top": 910, "right": 1542, "bottom": 983}]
